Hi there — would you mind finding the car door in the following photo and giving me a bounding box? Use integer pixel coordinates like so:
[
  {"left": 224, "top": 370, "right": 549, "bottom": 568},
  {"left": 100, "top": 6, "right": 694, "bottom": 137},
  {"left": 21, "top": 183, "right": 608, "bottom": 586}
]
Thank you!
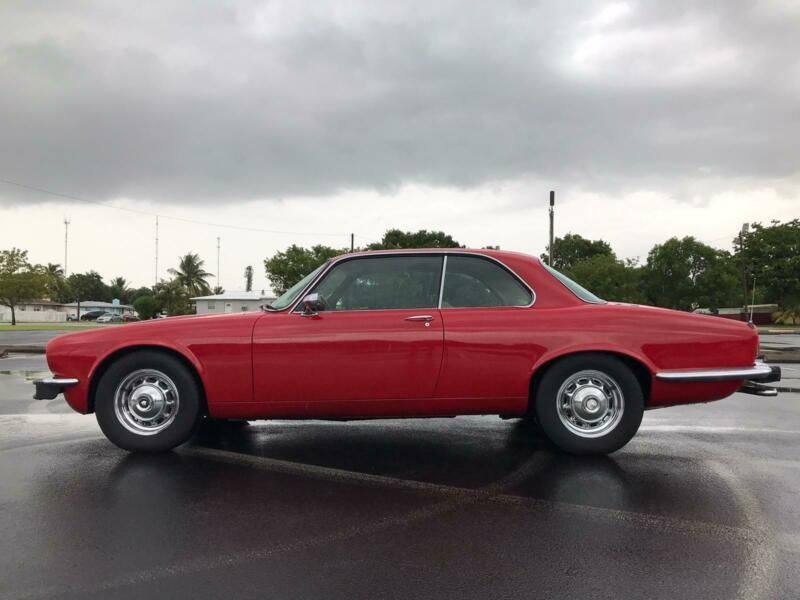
[
  {"left": 434, "top": 254, "right": 536, "bottom": 414},
  {"left": 252, "top": 254, "right": 445, "bottom": 417}
]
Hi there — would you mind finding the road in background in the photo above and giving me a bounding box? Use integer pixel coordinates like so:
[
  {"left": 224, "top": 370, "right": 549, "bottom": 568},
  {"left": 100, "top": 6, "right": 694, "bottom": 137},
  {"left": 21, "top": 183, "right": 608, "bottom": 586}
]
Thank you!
[{"left": 1, "top": 355, "right": 800, "bottom": 599}]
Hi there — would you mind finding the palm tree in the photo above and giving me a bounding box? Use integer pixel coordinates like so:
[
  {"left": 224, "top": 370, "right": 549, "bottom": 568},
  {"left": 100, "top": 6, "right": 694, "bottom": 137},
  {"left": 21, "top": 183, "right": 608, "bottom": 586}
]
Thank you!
[
  {"left": 154, "top": 278, "right": 191, "bottom": 316},
  {"left": 244, "top": 266, "right": 253, "bottom": 292},
  {"left": 168, "top": 253, "right": 213, "bottom": 296},
  {"left": 109, "top": 277, "right": 130, "bottom": 303},
  {"left": 43, "top": 263, "right": 65, "bottom": 301},
  {"left": 44, "top": 263, "right": 64, "bottom": 279}
]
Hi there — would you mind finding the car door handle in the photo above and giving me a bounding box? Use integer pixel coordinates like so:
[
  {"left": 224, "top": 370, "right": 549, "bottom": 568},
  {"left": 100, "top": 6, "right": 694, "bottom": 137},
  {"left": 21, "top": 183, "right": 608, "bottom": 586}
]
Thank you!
[{"left": 404, "top": 315, "right": 434, "bottom": 322}]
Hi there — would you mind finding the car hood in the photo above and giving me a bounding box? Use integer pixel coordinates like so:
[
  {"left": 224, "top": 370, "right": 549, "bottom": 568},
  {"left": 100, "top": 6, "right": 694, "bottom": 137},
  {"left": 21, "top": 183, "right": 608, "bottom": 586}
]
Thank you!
[{"left": 46, "top": 311, "right": 263, "bottom": 350}]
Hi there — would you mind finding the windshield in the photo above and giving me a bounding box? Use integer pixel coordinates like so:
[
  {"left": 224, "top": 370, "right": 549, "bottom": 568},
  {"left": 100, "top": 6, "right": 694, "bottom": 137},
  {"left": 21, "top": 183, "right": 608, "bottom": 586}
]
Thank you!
[
  {"left": 542, "top": 262, "right": 606, "bottom": 304},
  {"left": 268, "top": 262, "right": 328, "bottom": 310}
]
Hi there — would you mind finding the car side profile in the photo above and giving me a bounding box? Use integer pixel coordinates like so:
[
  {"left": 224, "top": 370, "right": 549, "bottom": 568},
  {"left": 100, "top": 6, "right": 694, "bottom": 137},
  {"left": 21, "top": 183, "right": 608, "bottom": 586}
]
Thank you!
[
  {"left": 96, "top": 313, "right": 122, "bottom": 323},
  {"left": 34, "top": 249, "right": 781, "bottom": 455},
  {"left": 79, "top": 310, "right": 109, "bottom": 321}
]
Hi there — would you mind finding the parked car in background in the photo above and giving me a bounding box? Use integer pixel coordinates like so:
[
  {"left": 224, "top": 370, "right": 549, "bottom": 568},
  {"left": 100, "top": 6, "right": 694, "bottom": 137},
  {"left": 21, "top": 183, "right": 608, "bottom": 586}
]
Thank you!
[
  {"left": 79, "top": 310, "right": 108, "bottom": 321},
  {"left": 122, "top": 314, "right": 140, "bottom": 322},
  {"left": 34, "top": 249, "right": 781, "bottom": 455},
  {"left": 66, "top": 314, "right": 78, "bottom": 322},
  {"left": 96, "top": 313, "right": 122, "bottom": 323}
]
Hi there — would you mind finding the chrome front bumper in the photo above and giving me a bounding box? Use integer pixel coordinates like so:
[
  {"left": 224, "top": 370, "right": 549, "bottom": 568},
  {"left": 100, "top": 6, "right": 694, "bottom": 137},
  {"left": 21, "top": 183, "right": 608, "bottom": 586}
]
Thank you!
[
  {"left": 655, "top": 361, "right": 781, "bottom": 396},
  {"left": 33, "top": 378, "right": 79, "bottom": 400}
]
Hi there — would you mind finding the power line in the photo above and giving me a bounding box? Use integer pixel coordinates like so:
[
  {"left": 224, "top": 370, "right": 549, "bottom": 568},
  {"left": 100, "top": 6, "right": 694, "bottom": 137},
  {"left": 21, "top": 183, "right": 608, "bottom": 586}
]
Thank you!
[{"left": 0, "top": 176, "right": 356, "bottom": 239}]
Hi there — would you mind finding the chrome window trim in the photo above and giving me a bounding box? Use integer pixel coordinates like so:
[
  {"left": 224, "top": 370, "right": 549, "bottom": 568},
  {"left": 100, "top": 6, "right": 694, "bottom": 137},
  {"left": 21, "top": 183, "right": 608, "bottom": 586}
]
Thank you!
[
  {"left": 267, "top": 261, "right": 331, "bottom": 313},
  {"left": 288, "top": 253, "right": 445, "bottom": 314},
  {"left": 285, "top": 251, "right": 537, "bottom": 315},
  {"left": 541, "top": 261, "right": 606, "bottom": 305},
  {"left": 655, "top": 361, "right": 773, "bottom": 383},
  {"left": 438, "top": 252, "right": 536, "bottom": 310},
  {"left": 437, "top": 255, "right": 448, "bottom": 309}
]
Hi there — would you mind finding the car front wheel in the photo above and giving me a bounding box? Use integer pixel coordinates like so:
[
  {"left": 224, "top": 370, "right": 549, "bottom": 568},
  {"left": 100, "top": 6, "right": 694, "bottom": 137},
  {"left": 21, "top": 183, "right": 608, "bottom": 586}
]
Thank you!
[
  {"left": 534, "top": 354, "right": 644, "bottom": 455},
  {"left": 95, "top": 351, "right": 202, "bottom": 452}
]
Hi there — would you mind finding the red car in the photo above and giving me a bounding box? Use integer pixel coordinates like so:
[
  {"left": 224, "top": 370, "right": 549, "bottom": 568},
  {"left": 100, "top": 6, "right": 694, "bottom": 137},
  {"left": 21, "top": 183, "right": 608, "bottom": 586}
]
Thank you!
[{"left": 34, "top": 249, "right": 780, "bottom": 455}]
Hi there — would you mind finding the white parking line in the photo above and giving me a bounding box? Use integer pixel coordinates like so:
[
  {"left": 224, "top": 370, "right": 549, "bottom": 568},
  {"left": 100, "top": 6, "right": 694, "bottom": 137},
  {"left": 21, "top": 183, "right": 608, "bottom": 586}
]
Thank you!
[{"left": 641, "top": 425, "right": 800, "bottom": 435}]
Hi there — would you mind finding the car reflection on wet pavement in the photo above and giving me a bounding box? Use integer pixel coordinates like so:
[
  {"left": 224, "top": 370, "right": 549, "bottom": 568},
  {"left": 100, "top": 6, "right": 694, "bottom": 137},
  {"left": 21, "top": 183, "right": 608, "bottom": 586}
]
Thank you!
[{"left": 1, "top": 355, "right": 800, "bottom": 600}]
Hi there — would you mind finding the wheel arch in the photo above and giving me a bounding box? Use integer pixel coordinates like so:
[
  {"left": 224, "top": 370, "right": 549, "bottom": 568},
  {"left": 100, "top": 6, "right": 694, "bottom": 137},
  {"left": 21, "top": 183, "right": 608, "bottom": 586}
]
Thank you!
[
  {"left": 528, "top": 349, "right": 653, "bottom": 412},
  {"left": 88, "top": 344, "right": 208, "bottom": 415}
]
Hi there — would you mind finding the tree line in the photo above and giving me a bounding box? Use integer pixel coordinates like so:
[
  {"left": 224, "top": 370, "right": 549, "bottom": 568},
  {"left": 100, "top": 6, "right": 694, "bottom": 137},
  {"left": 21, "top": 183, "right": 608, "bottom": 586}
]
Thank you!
[
  {"left": 263, "top": 222, "right": 800, "bottom": 323},
  {"left": 2, "top": 220, "right": 798, "bottom": 325},
  {"left": 0, "top": 250, "right": 220, "bottom": 324},
  {"left": 542, "top": 220, "right": 799, "bottom": 323}
]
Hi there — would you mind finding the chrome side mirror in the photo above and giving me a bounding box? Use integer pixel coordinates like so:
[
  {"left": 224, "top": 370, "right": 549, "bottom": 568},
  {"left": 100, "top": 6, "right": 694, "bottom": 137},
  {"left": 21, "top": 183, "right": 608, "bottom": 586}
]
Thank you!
[{"left": 300, "top": 293, "right": 326, "bottom": 316}]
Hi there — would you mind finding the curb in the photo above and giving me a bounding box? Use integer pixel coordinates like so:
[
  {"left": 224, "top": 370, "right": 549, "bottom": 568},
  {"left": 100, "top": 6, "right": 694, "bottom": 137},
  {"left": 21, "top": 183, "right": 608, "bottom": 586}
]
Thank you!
[
  {"left": 761, "top": 351, "right": 800, "bottom": 364},
  {"left": 775, "top": 386, "right": 800, "bottom": 394},
  {"left": 0, "top": 346, "right": 46, "bottom": 357}
]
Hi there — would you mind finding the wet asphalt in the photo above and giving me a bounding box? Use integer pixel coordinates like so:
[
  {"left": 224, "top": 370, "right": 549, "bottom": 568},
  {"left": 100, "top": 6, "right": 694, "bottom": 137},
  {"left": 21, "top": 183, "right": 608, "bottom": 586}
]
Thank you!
[{"left": 1, "top": 355, "right": 800, "bottom": 600}]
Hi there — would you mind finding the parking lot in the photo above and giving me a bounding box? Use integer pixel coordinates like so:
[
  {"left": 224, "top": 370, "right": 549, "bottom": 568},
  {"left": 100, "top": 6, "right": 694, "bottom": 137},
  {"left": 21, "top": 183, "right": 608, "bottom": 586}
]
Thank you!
[{"left": 1, "top": 353, "right": 800, "bottom": 599}]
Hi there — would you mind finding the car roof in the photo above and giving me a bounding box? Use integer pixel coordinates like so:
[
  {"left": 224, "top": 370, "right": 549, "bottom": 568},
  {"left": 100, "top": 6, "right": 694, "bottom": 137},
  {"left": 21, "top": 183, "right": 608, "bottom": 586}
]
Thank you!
[{"left": 335, "top": 248, "right": 540, "bottom": 262}]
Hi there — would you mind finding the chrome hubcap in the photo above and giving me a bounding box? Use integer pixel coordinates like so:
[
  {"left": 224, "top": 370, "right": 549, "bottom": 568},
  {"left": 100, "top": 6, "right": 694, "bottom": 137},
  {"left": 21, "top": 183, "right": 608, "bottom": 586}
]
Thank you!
[
  {"left": 556, "top": 370, "right": 624, "bottom": 438},
  {"left": 114, "top": 369, "right": 179, "bottom": 435}
]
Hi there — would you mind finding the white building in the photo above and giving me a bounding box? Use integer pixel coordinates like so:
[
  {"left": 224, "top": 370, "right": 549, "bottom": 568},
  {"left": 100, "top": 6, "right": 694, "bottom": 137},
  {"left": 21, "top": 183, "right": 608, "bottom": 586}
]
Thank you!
[
  {"left": 0, "top": 300, "right": 68, "bottom": 323},
  {"left": 63, "top": 300, "right": 135, "bottom": 319},
  {"left": 191, "top": 291, "right": 276, "bottom": 315}
]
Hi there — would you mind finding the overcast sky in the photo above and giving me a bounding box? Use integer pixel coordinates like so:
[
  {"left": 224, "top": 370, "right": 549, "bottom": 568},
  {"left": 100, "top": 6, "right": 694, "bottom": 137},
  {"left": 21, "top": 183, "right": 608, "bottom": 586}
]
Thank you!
[{"left": 1, "top": 0, "right": 798, "bottom": 293}]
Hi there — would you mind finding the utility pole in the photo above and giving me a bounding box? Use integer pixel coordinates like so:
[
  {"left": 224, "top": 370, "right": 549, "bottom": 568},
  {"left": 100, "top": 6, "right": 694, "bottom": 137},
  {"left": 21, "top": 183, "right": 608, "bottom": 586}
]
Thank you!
[
  {"left": 216, "top": 237, "right": 221, "bottom": 287},
  {"left": 63, "top": 218, "right": 70, "bottom": 275},
  {"left": 154, "top": 216, "right": 159, "bottom": 286},
  {"left": 739, "top": 223, "right": 749, "bottom": 310},
  {"left": 548, "top": 190, "right": 555, "bottom": 266},
  {"left": 350, "top": 233, "right": 354, "bottom": 253}
]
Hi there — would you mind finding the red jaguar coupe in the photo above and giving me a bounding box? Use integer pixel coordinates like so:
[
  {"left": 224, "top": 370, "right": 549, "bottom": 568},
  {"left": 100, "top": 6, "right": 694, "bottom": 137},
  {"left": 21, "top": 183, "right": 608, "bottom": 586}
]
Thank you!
[{"left": 35, "top": 249, "right": 781, "bottom": 455}]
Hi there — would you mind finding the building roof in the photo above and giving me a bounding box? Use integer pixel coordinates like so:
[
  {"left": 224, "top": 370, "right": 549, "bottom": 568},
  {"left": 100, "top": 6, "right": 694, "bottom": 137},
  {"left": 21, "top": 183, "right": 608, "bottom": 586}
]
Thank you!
[
  {"left": 191, "top": 291, "right": 275, "bottom": 301},
  {"left": 20, "top": 299, "right": 63, "bottom": 306},
  {"left": 63, "top": 300, "right": 133, "bottom": 308}
]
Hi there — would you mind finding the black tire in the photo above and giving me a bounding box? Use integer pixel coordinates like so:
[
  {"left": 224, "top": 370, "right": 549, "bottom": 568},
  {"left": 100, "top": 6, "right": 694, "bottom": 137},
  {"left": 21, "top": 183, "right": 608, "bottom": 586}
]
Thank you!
[
  {"left": 95, "top": 350, "right": 203, "bottom": 452},
  {"left": 534, "top": 354, "right": 644, "bottom": 455}
]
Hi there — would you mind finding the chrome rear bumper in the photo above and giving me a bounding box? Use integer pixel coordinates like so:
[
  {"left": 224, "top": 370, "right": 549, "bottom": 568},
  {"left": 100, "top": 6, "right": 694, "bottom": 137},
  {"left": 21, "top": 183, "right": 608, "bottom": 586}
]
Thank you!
[
  {"left": 655, "top": 361, "right": 780, "bottom": 383},
  {"left": 655, "top": 360, "right": 781, "bottom": 397},
  {"left": 33, "top": 378, "right": 79, "bottom": 400}
]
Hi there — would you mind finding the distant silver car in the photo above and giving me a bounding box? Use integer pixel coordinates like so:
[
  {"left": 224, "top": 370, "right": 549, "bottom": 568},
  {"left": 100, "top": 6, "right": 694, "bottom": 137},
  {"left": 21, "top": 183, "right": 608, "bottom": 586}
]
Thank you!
[{"left": 96, "top": 313, "right": 122, "bottom": 323}]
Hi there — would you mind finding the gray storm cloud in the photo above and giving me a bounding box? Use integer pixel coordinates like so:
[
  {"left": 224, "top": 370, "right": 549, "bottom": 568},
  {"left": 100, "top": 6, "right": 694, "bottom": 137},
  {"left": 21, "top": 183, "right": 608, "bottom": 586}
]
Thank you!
[{"left": 0, "top": 0, "right": 798, "bottom": 206}]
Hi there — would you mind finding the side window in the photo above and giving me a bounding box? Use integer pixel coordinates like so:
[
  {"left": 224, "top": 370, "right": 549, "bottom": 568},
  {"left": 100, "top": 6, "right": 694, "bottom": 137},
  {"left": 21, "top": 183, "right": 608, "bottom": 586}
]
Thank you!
[
  {"left": 442, "top": 256, "right": 532, "bottom": 308},
  {"left": 308, "top": 256, "right": 443, "bottom": 311}
]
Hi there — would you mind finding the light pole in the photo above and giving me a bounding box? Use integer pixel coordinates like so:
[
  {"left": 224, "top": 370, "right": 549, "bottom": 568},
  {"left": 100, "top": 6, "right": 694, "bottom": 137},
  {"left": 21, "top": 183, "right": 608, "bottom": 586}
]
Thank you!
[
  {"left": 63, "top": 218, "right": 70, "bottom": 275},
  {"left": 548, "top": 191, "right": 555, "bottom": 266},
  {"left": 739, "top": 223, "right": 749, "bottom": 310},
  {"left": 154, "top": 216, "right": 159, "bottom": 286}
]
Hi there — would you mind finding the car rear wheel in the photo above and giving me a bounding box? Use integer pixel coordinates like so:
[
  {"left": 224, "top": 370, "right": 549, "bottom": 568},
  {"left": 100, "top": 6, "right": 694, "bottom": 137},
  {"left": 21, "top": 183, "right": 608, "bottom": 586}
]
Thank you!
[
  {"left": 534, "top": 354, "right": 644, "bottom": 455},
  {"left": 95, "top": 351, "right": 203, "bottom": 452}
]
